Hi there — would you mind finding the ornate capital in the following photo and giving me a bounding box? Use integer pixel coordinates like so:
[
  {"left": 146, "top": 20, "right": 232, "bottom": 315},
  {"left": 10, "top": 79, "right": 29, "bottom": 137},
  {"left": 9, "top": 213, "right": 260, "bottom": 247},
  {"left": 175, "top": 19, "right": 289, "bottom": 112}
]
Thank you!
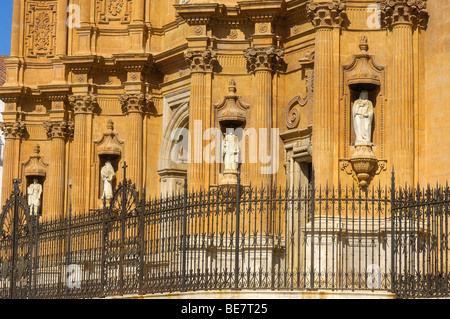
[
  {"left": 119, "top": 93, "right": 151, "bottom": 114},
  {"left": 44, "top": 121, "right": 73, "bottom": 140},
  {"left": 0, "top": 122, "right": 25, "bottom": 140},
  {"left": 306, "top": 1, "right": 347, "bottom": 28},
  {"left": 379, "top": 0, "right": 428, "bottom": 29},
  {"left": 243, "top": 46, "right": 285, "bottom": 73},
  {"left": 184, "top": 49, "right": 218, "bottom": 73},
  {"left": 68, "top": 95, "right": 98, "bottom": 114}
]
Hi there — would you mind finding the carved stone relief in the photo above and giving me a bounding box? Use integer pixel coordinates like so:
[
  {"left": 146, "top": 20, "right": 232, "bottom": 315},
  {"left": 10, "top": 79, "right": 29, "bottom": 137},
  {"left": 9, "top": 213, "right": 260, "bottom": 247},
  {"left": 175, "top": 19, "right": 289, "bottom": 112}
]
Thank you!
[
  {"left": 25, "top": 1, "right": 57, "bottom": 58},
  {"left": 96, "top": 0, "right": 132, "bottom": 24}
]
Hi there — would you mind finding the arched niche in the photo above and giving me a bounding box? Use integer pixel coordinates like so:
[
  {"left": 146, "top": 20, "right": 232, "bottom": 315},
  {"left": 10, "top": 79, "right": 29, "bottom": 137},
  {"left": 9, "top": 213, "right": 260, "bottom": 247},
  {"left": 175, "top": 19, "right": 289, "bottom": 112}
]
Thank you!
[{"left": 158, "top": 101, "right": 189, "bottom": 196}]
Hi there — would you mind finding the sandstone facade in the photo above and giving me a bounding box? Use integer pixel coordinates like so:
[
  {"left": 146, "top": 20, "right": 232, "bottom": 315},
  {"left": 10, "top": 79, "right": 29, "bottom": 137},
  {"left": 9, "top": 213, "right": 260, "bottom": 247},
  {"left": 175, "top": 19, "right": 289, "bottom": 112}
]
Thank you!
[{"left": 0, "top": 0, "right": 448, "bottom": 219}]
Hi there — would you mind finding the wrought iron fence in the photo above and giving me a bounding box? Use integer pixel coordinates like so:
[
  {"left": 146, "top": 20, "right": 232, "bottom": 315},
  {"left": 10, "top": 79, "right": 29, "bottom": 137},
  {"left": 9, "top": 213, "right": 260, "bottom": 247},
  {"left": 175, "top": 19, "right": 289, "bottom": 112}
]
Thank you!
[
  {"left": 0, "top": 164, "right": 448, "bottom": 299},
  {"left": 392, "top": 182, "right": 450, "bottom": 298}
]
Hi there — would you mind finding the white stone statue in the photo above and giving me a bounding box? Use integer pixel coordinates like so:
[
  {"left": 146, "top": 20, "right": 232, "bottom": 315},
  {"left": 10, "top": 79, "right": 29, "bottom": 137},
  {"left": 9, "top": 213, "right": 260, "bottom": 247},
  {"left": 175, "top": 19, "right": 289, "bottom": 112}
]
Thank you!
[
  {"left": 223, "top": 132, "right": 239, "bottom": 173},
  {"left": 352, "top": 90, "right": 374, "bottom": 145},
  {"left": 27, "top": 178, "right": 42, "bottom": 215},
  {"left": 101, "top": 161, "right": 115, "bottom": 200}
]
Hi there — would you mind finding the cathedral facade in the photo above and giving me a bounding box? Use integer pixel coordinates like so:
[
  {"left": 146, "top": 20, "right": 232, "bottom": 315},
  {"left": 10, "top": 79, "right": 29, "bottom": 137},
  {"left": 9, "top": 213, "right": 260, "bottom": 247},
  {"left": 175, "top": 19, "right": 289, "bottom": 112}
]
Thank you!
[{"left": 0, "top": 0, "right": 448, "bottom": 220}]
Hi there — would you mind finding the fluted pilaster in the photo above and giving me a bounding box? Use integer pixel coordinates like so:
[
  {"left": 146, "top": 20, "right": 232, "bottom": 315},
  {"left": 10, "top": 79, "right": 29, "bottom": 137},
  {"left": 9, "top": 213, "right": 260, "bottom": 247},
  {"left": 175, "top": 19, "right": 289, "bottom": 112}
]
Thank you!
[
  {"left": 69, "top": 95, "right": 96, "bottom": 213},
  {"left": 380, "top": 0, "right": 428, "bottom": 185},
  {"left": 184, "top": 49, "right": 217, "bottom": 189},
  {"left": 307, "top": 1, "right": 346, "bottom": 185},
  {"left": 0, "top": 121, "right": 25, "bottom": 206},
  {"left": 119, "top": 93, "right": 149, "bottom": 192},
  {"left": 244, "top": 46, "right": 284, "bottom": 187},
  {"left": 44, "top": 120, "right": 73, "bottom": 218}
]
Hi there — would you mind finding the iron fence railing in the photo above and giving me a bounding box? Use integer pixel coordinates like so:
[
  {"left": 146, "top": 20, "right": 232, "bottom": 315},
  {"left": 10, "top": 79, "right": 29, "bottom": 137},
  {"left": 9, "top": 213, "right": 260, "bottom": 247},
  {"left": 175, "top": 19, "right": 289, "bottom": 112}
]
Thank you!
[{"left": 0, "top": 164, "right": 448, "bottom": 298}]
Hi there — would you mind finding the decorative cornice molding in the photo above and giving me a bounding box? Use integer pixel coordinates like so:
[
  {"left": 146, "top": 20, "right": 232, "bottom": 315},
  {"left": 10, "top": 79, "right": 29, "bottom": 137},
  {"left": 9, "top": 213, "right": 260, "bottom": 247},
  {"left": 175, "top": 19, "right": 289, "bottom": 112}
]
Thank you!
[
  {"left": 306, "top": 1, "right": 347, "bottom": 28},
  {"left": 243, "top": 46, "right": 285, "bottom": 73},
  {"left": 174, "top": 3, "right": 224, "bottom": 26},
  {"left": 184, "top": 49, "right": 218, "bottom": 73},
  {"left": 379, "top": 0, "right": 428, "bottom": 29}
]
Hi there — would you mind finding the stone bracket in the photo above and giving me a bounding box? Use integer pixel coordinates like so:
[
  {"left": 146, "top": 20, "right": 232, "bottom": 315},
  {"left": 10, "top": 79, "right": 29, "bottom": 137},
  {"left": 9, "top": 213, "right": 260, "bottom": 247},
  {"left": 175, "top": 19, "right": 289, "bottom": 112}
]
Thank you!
[{"left": 340, "top": 157, "right": 387, "bottom": 188}]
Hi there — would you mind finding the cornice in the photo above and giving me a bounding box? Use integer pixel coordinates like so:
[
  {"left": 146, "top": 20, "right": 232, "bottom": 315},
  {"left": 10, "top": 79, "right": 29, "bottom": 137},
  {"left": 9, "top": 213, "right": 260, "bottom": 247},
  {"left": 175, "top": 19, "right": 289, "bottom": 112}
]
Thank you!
[{"left": 174, "top": 3, "right": 225, "bottom": 25}]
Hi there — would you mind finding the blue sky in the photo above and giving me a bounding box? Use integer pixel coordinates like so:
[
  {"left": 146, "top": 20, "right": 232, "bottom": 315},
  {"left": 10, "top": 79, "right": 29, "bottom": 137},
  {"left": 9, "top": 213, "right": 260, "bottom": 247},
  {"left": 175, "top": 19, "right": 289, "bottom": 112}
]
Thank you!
[{"left": 0, "top": 1, "right": 13, "bottom": 56}]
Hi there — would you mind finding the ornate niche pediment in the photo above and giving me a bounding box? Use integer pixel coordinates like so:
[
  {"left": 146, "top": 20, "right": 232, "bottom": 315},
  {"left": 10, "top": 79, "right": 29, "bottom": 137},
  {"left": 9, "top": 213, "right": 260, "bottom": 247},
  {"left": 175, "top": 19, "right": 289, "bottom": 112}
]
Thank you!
[
  {"left": 95, "top": 119, "right": 124, "bottom": 159},
  {"left": 214, "top": 79, "right": 250, "bottom": 128},
  {"left": 343, "top": 36, "right": 383, "bottom": 91},
  {"left": 23, "top": 144, "right": 48, "bottom": 179}
]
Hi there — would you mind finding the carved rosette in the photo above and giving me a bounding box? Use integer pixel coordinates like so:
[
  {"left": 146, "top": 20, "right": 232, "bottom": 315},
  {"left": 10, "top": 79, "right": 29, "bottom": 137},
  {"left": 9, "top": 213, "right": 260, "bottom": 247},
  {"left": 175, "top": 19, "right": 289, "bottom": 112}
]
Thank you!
[
  {"left": 306, "top": 1, "right": 347, "bottom": 28},
  {"left": 43, "top": 121, "right": 74, "bottom": 140},
  {"left": 243, "top": 46, "right": 285, "bottom": 73},
  {"left": 119, "top": 93, "right": 151, "bottom": 114},
  {"left": 184, "top": 49, "right": 218, "bottom": 73},
  {"left": 68, "top": 95, "right": 98, "bottom": 114},
  {"left": 0, "top": 122, "right": 25, "bottom": 140},
  {"left": 379, "top": 0, "right": 428, "bottom": 29}
]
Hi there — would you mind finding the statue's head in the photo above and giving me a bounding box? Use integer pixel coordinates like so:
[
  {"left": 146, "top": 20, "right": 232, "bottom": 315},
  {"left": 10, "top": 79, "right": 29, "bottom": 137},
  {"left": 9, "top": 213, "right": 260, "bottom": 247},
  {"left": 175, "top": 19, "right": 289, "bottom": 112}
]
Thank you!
[
  {"left": 33, "top": 178, "right": 38, "bottom": 184},
  {"left": 359, "top": 90, "right": 369, "bottom": 100}
]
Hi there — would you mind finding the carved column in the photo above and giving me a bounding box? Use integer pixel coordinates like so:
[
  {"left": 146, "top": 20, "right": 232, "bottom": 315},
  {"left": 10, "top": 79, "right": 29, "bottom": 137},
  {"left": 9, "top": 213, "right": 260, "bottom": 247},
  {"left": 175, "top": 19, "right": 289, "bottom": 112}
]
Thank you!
[
  {"left": 244, "top": 46, "right": 284, "bottom": 187},
  {"left": 380, "top": 0, "right": 428, "bottom": 185},
  {"left": 307, "top": 1, "right": 346, "bottom": 185},
  {"left": 44, "top": 120, "right": 73, "bottom": 218},
  {"left": 119, "top": 93, "right": 149, "bottom": 192},
  {"left": 184, "top": 49, "right": 217, "bottom": 189},
  {"left": 69, "top": 95, "right": 96, "bottom": 213},
  {"left": 0, "top": 121, "right": 25, "bottom": 206}
]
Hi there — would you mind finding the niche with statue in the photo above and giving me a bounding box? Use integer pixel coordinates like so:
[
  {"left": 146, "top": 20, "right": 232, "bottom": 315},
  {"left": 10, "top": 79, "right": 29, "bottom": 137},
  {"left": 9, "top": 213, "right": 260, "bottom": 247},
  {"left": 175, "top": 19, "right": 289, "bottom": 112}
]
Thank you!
[
  {"left": 94, "top": 119, "right": 124, "bottom": 207},
  {"left": 340, "top": 36, "right": 387, "bottom": 188},
  {"left": 214, "top": 79, "right": 250, "bottom": 185},
  {"left": 22, "top": 144, "right": 48, "bottom": 215}
]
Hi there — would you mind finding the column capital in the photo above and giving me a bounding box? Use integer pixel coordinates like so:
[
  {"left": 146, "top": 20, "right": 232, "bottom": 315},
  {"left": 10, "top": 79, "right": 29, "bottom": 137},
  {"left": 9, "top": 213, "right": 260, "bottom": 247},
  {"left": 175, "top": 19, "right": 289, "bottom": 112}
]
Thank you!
[
  {"left": 68, "top": 94, "right": 97, "bottom": 114},
  {"left": 184, "top": 49, "right": 218, "bottom": 73},
  {"left": 379, "top": 0, "right": 428, "bottom": 29},
  {"left": 44, "top": 120, "right": 74, "bottom": 140},
  {"left": 0, "top": 121, "right": 25, "bottom": 140},
  {"left": 243, "top": 46, "right": 285, "bottom": 73},
  {"left": 119, "top": 93, "right": 152, "bottom": 114},
  {"left": 306, "top": 1, "right": 347, "bottom": 28}
]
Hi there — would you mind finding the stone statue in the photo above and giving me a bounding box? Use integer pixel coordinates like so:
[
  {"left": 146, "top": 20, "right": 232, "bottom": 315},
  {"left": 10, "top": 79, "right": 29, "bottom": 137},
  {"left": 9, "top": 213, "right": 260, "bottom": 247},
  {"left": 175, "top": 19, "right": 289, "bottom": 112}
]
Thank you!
[
  {"left": 352, "top": 90, "right": 374, "bottom": 145},
  {"left": 101, "top": 161, "right": 115, "bottom": 200},
  {"left": 27, "top": 178, "right": 42, "bottom": 215},
  {"left": 223, "top": 132, "right": 239, "bottom": 173}
]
